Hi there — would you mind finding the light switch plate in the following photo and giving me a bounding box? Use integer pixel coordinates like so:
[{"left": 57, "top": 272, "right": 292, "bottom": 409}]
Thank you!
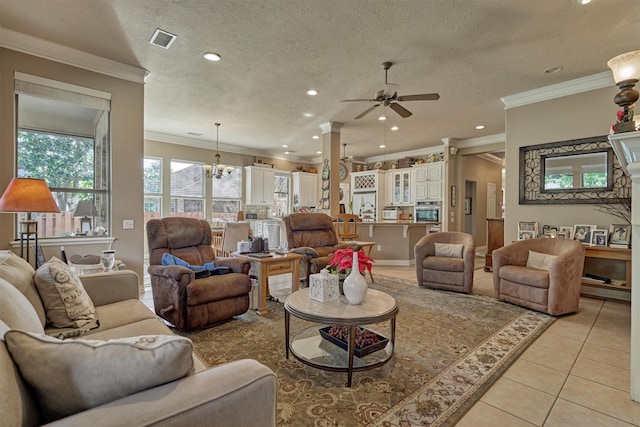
[{"left": 123, "top": 219, "right": 134, "bottom": 229}]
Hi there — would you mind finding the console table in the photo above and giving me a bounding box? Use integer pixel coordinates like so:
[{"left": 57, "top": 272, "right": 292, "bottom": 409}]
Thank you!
[{"left": 581, "top": 246, "right": 631, "bottom": 301}]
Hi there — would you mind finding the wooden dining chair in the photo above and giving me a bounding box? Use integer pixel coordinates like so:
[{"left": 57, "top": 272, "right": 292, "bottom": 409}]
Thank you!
[
  {"left": 332, "top": 214, "right": 359, "bottom": 241},
  {"left": 220, "top": 222, "right": 251, "bottom": 256}
]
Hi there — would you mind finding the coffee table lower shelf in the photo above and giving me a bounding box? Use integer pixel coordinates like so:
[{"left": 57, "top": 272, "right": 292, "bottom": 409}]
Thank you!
[{"left": 288, "top": 325, "right": 394, "bottom": 374}]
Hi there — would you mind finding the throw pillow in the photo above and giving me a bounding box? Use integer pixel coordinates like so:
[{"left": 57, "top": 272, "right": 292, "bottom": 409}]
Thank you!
[
  {"left": 0, "top": 250, "right": 47, "bottom": 326},
  {"left": 526, "top": 250, "right": 558, "bottom": 271},
  {"left": 34, "top": 257, "right": 96, "bottom": 328},
  {"left": 434, "top": 242, "right": 464, "bottom": 258},
  {"left": 4, "top": 330, "right": 194, "bottom": 422}
]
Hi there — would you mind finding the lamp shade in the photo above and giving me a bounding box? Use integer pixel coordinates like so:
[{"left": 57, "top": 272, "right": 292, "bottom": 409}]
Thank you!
[
  {"left": 73, "top": 200, "right": 97, "bottom": 217},
  {"left": 0, "top": 178, "right": 60, "bottom": 214},
  {"left": 607, "top": 50, "right": 640, "bottom": 83}
]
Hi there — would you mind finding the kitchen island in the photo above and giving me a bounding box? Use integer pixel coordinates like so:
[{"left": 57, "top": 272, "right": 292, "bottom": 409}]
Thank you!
[{"left": 350, "top": 221, "right": 440, "bottom": 266}]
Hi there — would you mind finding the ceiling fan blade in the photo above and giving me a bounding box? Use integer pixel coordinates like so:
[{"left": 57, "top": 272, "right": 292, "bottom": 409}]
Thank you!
[
  {"left": 354, "top": 103, "right": 381, "bottom": 119},
  {"left": 341, "top": 98, "right": 376, "bottom": 102},
  {"left": 389, "top": 102, "right": 412, "bottom": 118},
  {"left": 397, "top": 93, "right": 440, "bottom": 102}
]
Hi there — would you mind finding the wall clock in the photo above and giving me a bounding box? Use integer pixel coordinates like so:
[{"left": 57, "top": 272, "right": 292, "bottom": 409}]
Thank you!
[{"left": 339, "top": 163, "right": 348, "bottom": 181}]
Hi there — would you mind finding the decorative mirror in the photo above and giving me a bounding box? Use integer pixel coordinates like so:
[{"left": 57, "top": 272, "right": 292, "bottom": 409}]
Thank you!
[{"left": 520, "top": 135, "right": 630, "bottom": 204}]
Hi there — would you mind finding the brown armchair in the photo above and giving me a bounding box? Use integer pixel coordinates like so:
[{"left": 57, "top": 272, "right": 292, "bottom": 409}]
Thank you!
[
  {"left": 414, "top": 231, "right": 476, "bottom": 293},
  {"left": 492, "top": 238, "right": 585, "bottom": 315},
  {"left": 283, "top": 213, "right": 356, "bottom": 284},
  {"left": 146, "top": 217, "right": 252, "bottom": 330}
]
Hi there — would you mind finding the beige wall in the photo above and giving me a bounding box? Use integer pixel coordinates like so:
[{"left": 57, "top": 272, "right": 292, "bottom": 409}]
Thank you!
[
  {"left": 0, "top": 48, "right": 145, "bottom": 280},
  {"left": 504, "top": 85, "right": 625, "bottom": 243},
  {"left": 458, "top": 155, "right": 503, "bottom": 246}
]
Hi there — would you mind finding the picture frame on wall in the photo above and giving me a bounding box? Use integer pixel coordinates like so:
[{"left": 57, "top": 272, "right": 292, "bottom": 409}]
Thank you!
[
  {"left": 573, "top": 224, "right": 596, "bottom": 245},
  {"left": 464, "top": 197, "right": 472, "bottom": 215},
  {"left": 590, "top": 229, "right": 608, "bottom": 247},
  {"left": 609, "top": 224, "right": 630, "bottom": 248}
]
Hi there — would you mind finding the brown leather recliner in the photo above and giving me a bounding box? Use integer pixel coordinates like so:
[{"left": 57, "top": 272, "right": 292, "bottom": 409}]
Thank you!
[
  {"left": 492, "top": 238, "right": 585, "bottom": 315},
  {"left": 146, "top": 217, "right": 252, "bottom": 330},
  {"left": 283, "top": 213, "right": 356, "bottom": 284},
  {"left": 414, "top": 231, "right": 476, "bottom": 293}
]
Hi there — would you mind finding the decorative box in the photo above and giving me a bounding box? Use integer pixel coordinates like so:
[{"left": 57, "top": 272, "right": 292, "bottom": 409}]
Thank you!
[{"left": 309, "top": 269, "right": 339, "bottom": 302}]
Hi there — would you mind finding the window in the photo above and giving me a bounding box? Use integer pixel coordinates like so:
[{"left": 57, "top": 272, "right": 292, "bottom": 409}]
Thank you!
[
  {"left": 170, "top": 160, "right": 205, "bottom": 219},
  {"left": 15, "top": 74, "right": 111, "bottom": 238},
  {"left": 212, "top": 167, "right": 242, "bottom": 220},
  {"left": 143, "top": 157, "right": 162, "bottom": 223},
  {"left": 273, "top": 174, "right": 290, "bottom": 217}
]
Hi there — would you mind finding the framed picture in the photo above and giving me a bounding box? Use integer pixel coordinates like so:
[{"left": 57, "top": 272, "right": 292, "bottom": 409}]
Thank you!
[
  {"left": 518, "top": 221, "right": 538, "bottom": 234},
  {"left": 590, "top": 229, "right": 608, "bottom": 247},
  {"left": 609, "top": 224, "right": 630, "bottom": 246},
  {"left": 573, "top": 224, "right": 596, "bottom": 245},
  {"left": 518, "top": 230, "right": 536, "bottom": 240},
  {"left": 450, "top": 186, "right": 456, "bottom": 207},
  {"left": 559, "top": 226, "right": 573, "bottom": 240},
  {"left": 464, "top": 197, "right": 472, "bottom": 215}
]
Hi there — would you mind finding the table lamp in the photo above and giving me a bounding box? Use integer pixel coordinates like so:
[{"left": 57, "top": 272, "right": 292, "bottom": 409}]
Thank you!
[
  {"left": 0, "top": 177, "right": 60, "bottom": 265},
  {"left": 73, "top": 200, "right": 98, "bottom": 234}
]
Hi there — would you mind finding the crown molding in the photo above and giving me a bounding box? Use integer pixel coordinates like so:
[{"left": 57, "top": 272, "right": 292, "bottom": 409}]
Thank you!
[
  {"left": 456, "top": 133, "right": 506, "bottom": 149},
  {"left": 144, "top": 131, "right": 314, "bottom": 163},
  {"left": 0, "top": 27, "right": 148, "bottom": 84},
  {"left": 501, "top": 72, "right": 614, "bottom": 109}
]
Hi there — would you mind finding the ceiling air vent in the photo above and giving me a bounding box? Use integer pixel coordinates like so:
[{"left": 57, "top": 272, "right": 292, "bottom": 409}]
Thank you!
[{"left": 149, "top": 29, "right": 177, "bottom": 49}]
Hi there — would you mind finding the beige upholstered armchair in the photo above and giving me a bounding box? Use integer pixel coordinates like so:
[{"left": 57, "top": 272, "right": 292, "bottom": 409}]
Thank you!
[
  {"left": 492, "top": 238, "right": 585, "bottom": 315},
  {"left": 283, "top": 213, "right": 356, "bottom": 284},
  {"left": 146, "top": 217, "right": 252, "bottom": 330},
  {"left": 414, "top": 231, "right": 476, "bottom": 293}
]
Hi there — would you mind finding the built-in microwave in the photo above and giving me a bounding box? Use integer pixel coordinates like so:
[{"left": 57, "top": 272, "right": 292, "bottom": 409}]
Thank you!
[{"left": 414, "top": 202, "right": 441, "bottom": 223}]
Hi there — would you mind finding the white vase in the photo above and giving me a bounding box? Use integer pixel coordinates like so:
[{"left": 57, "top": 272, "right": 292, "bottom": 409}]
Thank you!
[{"left": 343, "top": 251, "right": 368, "bottom": 305}]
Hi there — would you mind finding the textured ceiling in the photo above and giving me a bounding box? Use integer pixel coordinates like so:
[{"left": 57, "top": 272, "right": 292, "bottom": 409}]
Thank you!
[{"left": 2, "top": 0, "right": 639, "bottom": 161}]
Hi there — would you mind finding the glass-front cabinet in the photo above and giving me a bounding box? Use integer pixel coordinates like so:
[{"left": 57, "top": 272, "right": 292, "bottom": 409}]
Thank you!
[{"left": 385, "top": 170, "right": 412, "bottom": 206}]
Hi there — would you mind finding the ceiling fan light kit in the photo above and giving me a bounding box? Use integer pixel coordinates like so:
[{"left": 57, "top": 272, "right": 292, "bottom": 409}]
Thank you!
[{"left": 342, "top": 61, "right": 440, "bottom": 120}]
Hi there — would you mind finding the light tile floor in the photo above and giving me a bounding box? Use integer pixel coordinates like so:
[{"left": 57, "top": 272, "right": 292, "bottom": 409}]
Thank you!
[{"left": 142, "top": 260, "right": 639, "bottom": 426}]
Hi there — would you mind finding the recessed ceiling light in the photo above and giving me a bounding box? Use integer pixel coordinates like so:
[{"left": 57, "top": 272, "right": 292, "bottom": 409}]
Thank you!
[
  {"left": 306, "top": 89, "right": 318, "bottom": 96},
  {"left": 284, "top": 151, "right": 290, "bottom": 155},
  {"left": 316, "top": 151, "right": 322, "bottom": 154},
  {"left": 303, "top": 112, "right": 314, "bottom": 118},
  {"left": 544, "top": 66, "right": 563, "bottom": 74},
  {"left": 575, "top": 0, "right": 591, "bottom": 4},
  {"left": 203, "top": 52, "right": 221, "bottom": 61},
  {"left": 282, "top": 144, "right": 288, "bottom": 148},
  {"left": 475, "top": 125, "right": 485, "bottom": 130},
  {"left": 312, "top": 135, "right": 320, "bottom": 140},
  {"left": 378, "top": 116, "right": 387, "bottom": 121},
  {"left": 390, "top": 126, "right": 399, "bottom": 131},
  {"left": 379, "top": 145, "right": 386, "bottom": 148}
]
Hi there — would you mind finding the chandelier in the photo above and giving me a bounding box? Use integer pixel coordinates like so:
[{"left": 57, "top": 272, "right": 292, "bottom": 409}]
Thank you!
[{"left": 203, "top": 123, "right": 233, "bottom": 179}]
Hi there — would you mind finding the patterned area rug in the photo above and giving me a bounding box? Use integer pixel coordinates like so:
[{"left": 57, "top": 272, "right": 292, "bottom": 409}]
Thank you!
[{"left": 179, "top": 275, "right": 554, "bottom": 426}]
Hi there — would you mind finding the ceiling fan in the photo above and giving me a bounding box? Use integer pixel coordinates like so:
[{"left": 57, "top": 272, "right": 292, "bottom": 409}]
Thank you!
[
  {"left": 341, "top": 61, "right": 440, "bottom": 119},
  {"left": 340, "top": 143, "right": 366, "bottom": 164}
]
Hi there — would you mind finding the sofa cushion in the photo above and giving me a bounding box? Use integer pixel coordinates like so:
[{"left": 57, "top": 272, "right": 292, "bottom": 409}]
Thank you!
[
  {"left": 0, "top": 251, "right": 46, "bottom": 326},
  {"left": 434, "top": 242, "right": 464, "bottom": 258},
  {"left": 0, "top": 278, "right": 44, "bottom": 334},
  {"left": 526, "top": 250, "right": 557, "bottom": 271},
  {"left": 499, "top": 265, "right": 550, "bottom": 289},
  {"left": 4, "top": 330, "right": 194, "bottom": 422},
  {"left": 422, "top": 256, "right": 465, "bottom": 272},
  {"left": 34, "top": 257, "right": 96, "bottom": 328}
]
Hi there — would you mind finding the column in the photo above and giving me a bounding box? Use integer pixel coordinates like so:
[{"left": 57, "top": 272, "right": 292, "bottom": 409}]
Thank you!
[{"left": 319, "top": 122, "right": 343, "bottom": 216}]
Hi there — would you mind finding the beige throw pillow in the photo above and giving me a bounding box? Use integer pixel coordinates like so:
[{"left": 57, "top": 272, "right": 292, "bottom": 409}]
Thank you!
[
  {"left": 526, "top": 250, "right": 557, "bottom": 271},
  {"left": 434, "top": 242, "right": 464, "bottom": 258},
  {"left": 34, "top": 257, "right": 96, "bottom": 328},
  {"left": 4, "top": 330, "right": 194, "bottom": 421}
]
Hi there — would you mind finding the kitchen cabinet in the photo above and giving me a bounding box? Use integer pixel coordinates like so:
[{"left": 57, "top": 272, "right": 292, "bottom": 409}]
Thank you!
[
  {"left": 244, "top": 166, "right": 275, "bottom": 205},
  {"left": 351, "top": 170, "right": 385, "bottom": 222},
  {"left": 385, "top": 170, "right": 412, "bottom": 206},
  {"left": 292, "top": 171, "right": 318, "bottom": 207},
  {"left": 412, "top": 162, "right": 443, "bottom": 202}
]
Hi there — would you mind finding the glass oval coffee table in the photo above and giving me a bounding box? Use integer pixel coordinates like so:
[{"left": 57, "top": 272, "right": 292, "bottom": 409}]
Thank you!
[{"left": 284, "top": 288, "right": 398, "bottom": 387}]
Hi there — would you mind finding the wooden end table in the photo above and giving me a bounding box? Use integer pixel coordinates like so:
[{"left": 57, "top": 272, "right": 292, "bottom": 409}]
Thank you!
[
  {"left": 284, "top": 288, "right": 398, "bottom": 387},
  {"left": 232, "top": 252, "right": 302, "bottom": 315}
]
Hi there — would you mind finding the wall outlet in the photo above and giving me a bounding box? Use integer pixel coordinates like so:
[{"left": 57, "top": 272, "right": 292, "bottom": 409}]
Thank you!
[
  {"left": 123, "top": 219, "right": 134, "bottom": 229},
  {"left": 377, "top": 245, "right": 382, "bottom": 251}
]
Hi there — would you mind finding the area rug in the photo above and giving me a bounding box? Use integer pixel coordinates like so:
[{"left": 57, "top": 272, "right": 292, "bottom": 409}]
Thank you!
[{"left": 178, "top": 275, "right": 554, "bottom": 426}]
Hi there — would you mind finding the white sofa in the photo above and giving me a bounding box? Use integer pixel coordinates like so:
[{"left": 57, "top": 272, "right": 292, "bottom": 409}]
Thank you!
[{"left": 0, "top": 252, "right": 277, "bottom": 427}]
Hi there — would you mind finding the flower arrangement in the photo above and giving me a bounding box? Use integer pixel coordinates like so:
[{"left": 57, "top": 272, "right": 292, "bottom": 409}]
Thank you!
[
  {"left": 327, "top": 248, "right": 374, "bottom": 275},
  {"left": 612, "top": 104, "right": 637, "bottom": 133}
]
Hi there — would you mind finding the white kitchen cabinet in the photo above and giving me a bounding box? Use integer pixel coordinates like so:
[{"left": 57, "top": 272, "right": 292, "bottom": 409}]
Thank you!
[
  {"left": 385, "top": 170, "right": 413, "bottom": 206},
  {"left": 292, "top": 171, "right": 318, "bottom": 207},
  {"left": 384, "top": 172, "right": 394, "bottom": 206},
  {"left": 415, "top": 180, "right": 443, "bottom": 200},
  {"left": 244, "top": 166, "right": 275, "bottom": 205},
  {"left": 412, "top": 162, "right": 443, "bottom": 202},
  {"left": 413, "top": 162, "right": 443, "bottom": 182},
  {"left": 350, "top": 170, "right": 385, "bottom": 221}
]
